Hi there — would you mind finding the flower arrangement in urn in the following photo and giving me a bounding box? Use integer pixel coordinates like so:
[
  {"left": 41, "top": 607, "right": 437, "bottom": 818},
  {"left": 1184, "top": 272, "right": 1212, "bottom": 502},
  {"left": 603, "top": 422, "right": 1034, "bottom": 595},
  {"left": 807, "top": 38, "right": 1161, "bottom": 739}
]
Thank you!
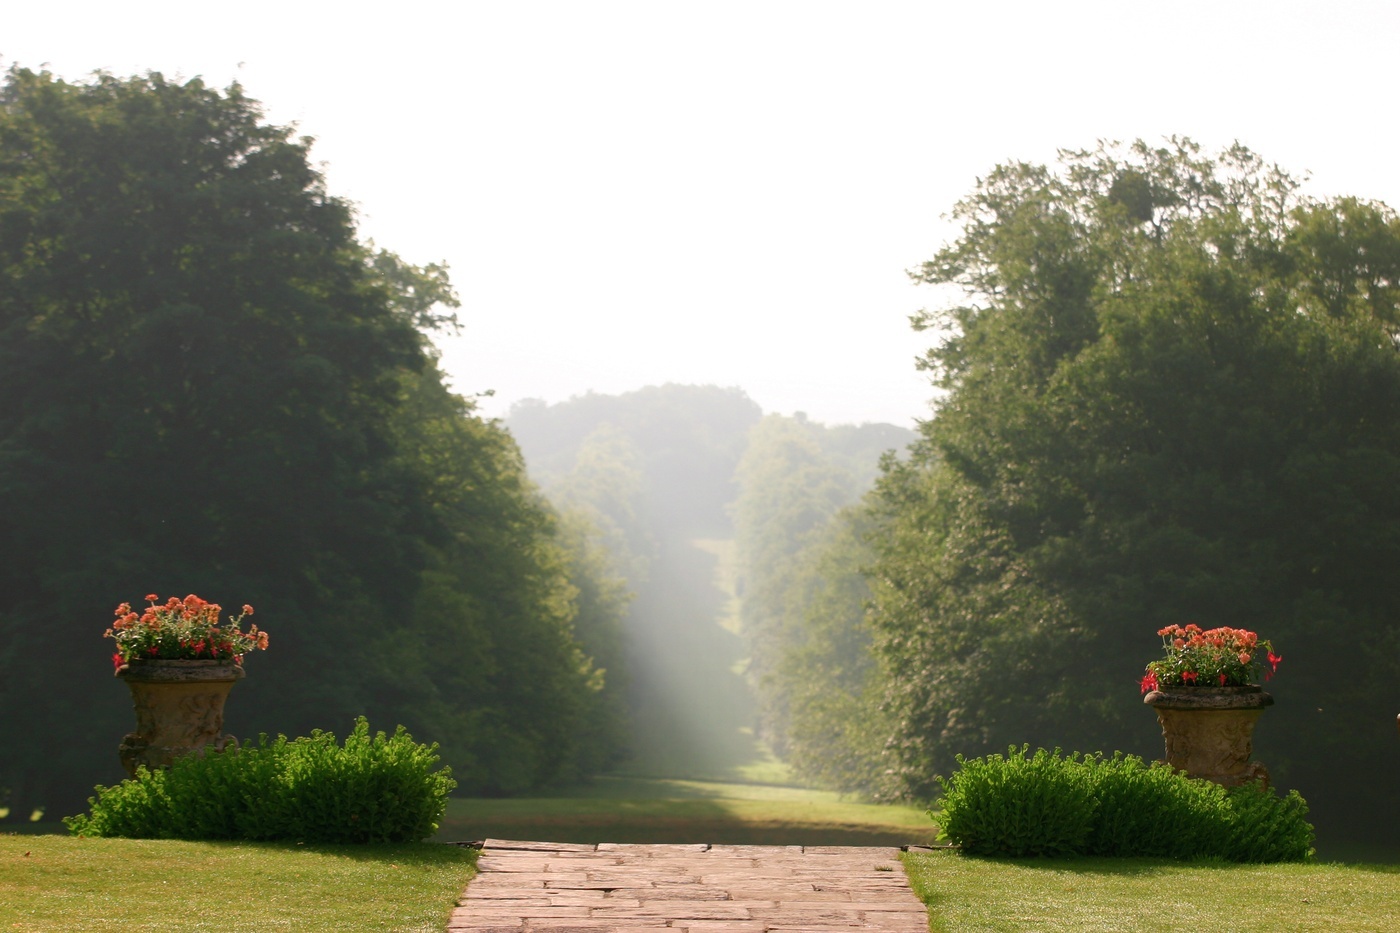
[
  {"left": 107, "top": 593, "right": 269, "bottom": 673},
  {"left": 1139, "top": 624, "right": 1281, "bottom": 694}
]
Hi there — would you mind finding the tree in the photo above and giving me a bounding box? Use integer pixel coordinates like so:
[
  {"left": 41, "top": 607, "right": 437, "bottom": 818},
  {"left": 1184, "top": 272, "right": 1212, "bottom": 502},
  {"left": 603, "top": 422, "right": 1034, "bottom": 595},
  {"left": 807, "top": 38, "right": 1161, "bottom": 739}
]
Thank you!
[
  {"left": 0, "top": 67, "right": 616, "bottom": 817},
  {"left": 870, "top": 139, "right": 1400, "bottom": 837},
  {"left": 771, "top": 502, "right": 901, "bottom": 798},
  {"left": 731, "top": 415, "right": 862, "bottom": 752},
  {"left": 729, "top": 414, "right": 913, "bottom": 773}
]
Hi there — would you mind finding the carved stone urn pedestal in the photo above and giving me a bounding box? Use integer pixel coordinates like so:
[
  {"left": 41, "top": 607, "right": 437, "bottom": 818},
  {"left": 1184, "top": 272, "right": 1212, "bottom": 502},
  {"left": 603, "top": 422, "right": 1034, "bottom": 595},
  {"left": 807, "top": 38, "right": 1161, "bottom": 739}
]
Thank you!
[
  {"left": 1143, "top": 685, "right": 1273, "bottom": 788},
  {"left": 116, "top": 659, "right": 243, "bottom": 777}
]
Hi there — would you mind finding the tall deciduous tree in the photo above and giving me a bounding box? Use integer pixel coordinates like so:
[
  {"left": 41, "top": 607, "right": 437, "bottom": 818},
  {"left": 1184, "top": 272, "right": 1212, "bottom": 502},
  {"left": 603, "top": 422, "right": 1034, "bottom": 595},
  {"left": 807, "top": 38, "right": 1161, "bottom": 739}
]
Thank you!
[
  {"left": 0, "top": 68, "right": 619, "bottom": 817},
  {"left": 871, "top": 139, "right": 1400, "bottom": 837}
]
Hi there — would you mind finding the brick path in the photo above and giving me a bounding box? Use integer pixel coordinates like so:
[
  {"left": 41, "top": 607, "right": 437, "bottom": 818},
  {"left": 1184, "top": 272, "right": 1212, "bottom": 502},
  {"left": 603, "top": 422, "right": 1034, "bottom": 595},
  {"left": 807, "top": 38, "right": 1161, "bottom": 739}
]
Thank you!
[{"left": 446, "top": 839, "right": 930, "bottom": 932}]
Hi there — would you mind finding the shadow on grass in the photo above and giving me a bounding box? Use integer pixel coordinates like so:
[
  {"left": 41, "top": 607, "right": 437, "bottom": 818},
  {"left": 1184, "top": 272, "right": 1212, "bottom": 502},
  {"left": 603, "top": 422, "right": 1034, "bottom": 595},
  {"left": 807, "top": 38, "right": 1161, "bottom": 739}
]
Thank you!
[
  {"left": 937, "top": 853, "right": 1400, "bottom": 875},
  {"left": 8, "top": 830, "right": 478, "bottom": 872},
  {"left": 1, "top": 821, "right": 67, "bottom": 836},
  {"left": 435, "top": 790, "right": 933, "bottom": 847}
]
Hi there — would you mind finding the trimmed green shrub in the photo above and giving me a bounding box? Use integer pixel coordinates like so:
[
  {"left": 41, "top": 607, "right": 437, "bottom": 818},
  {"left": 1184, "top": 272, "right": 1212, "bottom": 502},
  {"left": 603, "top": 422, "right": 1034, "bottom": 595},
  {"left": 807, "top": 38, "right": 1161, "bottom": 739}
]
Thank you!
[
  {"left": 932, "top": 746, "right": 1313, "bottom": 862},
  {"left": 1082, "top": 752, "right": 1227, "bottom": 859},
  {"left": 1215, "top": 782, "right": 1315, "bottom": 864},
  {"left": 932, "top": 747, "right": 1099, "bottom": 857},
  {"left": 64, "top": 718, "right": 456, "bottom": 843}
]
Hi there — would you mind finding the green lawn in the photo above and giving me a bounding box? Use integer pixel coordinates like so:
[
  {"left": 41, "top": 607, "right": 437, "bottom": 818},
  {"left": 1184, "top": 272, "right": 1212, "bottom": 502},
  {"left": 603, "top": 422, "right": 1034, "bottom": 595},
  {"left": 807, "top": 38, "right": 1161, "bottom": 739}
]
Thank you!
[
  {"left": 904, "top": 849, "right": 1400, "bottom": 933},
  {"left": 12, "top": 790, "right": 1400, "bottom": 933},
  {"left": 435, "top": 776, "right": 936, "bottom": 846},
  {"left": 0, "top": 834, "right": 475, "bottom": 933}
]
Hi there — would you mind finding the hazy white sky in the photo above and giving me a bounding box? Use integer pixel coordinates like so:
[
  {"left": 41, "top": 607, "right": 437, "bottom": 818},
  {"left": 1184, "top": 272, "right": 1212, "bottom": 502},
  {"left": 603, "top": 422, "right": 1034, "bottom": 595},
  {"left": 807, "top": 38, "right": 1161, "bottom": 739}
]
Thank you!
[{"left": 8, "top": 1, "right": 1400, "bottom": 427}]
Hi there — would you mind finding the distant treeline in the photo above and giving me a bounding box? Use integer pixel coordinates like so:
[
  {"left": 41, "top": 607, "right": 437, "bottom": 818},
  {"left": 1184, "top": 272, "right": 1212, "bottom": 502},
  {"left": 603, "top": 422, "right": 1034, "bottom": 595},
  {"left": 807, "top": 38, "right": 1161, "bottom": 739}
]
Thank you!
[{"left": 507, "top": 387, "right": 915, "bottom": 790}]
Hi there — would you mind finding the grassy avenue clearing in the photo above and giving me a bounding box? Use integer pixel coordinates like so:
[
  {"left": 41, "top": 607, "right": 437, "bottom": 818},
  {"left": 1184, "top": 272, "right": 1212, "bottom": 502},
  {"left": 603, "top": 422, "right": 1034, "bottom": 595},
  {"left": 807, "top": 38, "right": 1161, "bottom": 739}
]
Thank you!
[{"left": 6, "top": 778, "right": 1399, "bottom": 932}]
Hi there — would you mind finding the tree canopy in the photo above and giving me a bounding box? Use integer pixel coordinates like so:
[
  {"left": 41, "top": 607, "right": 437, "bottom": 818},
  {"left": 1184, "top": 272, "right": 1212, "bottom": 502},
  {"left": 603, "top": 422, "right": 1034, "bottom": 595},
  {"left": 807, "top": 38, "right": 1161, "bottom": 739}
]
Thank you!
[
  {"left": 693, "top": 413, "right": 911, "bottom": 799},
  {"left": 0, "top": 67, "right": 624, "bottom": 818},
  {"left": 870, "top": 139, "right": 1400, "bottom": 836}
]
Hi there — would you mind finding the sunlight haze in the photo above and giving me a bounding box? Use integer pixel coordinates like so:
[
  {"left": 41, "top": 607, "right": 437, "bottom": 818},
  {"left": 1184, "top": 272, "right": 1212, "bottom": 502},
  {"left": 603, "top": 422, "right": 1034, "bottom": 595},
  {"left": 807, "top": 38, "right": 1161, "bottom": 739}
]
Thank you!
[{"left": 9, "top": 0, "right": 1399, "bottom": 426}]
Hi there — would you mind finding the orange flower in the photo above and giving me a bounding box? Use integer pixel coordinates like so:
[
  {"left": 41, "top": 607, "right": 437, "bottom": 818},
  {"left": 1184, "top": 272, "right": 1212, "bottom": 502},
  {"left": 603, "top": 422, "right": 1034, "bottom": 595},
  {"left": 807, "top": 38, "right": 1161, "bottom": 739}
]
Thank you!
[{"left": 108, "top": 592, "right": 267, "bottom": 665}]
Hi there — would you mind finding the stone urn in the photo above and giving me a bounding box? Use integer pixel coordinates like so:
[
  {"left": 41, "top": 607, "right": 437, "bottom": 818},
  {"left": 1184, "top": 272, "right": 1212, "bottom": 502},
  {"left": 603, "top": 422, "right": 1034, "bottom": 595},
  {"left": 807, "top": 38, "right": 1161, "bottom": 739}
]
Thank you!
[
  {"left": 116, "top": 659, "right": 244, "bottom": 777},
  {"left": 1143, "top": 684, "right": 1273, "bottom": 788}
]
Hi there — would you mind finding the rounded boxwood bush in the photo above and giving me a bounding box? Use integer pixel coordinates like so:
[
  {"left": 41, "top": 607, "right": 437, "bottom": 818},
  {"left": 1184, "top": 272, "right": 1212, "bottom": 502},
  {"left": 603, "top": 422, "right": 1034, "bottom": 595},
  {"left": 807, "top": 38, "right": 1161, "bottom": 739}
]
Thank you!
[
  {"left": 933, "top": 746, "right": 1099, "bottom": 857},
  {"left": 932, "top": 746, "right": 1313, "bottom": 862},
  {"left": 65, "top": 717, "right": 456, "bottom": 843}
]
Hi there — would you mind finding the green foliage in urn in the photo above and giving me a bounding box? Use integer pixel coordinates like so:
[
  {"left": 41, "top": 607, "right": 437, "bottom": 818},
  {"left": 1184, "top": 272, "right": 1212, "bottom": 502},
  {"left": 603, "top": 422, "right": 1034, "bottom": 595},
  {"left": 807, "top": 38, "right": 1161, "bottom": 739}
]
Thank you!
[
  {"left": 65, "top": 718, "right": 455, "bottom": 843},
  {"left": 107, "top": 594, "right": 267, "bottom": 670},
  {"left": 1140, "top": 624, "right": 1280, "bottom": 692}
]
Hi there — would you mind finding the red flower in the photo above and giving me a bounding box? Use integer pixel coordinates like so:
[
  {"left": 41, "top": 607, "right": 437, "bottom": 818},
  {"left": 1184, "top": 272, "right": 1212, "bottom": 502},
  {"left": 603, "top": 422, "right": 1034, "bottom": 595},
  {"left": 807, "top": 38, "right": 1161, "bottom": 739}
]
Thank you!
[
  {"left": 1181, "top": 670, "right": 1197, "bottom": 684},
  {"left": 1139, "top": 670, "right": 1159, "bottom": 694},
  {"left": 1218, "top": 673, "right": 1227, "bottom": 685},
  {"left": 111, "top": 652, "right": 124, "bottom": 673},
  {"left": 1268, "top": 651, "right": 1282, "bottom": 671}
]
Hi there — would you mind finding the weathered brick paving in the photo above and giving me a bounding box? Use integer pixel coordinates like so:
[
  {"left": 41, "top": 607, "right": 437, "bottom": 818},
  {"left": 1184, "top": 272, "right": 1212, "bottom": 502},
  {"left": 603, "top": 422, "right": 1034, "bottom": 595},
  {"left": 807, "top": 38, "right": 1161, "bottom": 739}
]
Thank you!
[{"left": 447, "top": 838, "right": 930, "bottom": 932}]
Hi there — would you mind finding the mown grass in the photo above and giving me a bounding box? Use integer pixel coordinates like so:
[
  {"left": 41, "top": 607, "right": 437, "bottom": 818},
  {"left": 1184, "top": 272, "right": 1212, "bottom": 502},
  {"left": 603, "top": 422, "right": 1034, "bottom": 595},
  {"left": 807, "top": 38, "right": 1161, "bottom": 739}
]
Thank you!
[
  {"left": 435, "top": 776, "right": 935, "bottom": 846},
  {"left": 903, "top": 848, "right": 1400, "bottom": 933},
  {"left": 20, "top": 775, "right": 1400, "bottom": 932},
  {"left": 0, "top": 833, "right": 476, "bottom": 932}
]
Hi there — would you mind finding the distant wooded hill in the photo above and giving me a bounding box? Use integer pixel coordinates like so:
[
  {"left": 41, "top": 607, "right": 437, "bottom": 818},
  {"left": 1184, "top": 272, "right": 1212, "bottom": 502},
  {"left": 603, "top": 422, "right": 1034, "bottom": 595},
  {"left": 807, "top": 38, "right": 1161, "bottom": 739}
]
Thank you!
[{"left": 506, "top": 385, "right": 915, "bottom": 785}]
